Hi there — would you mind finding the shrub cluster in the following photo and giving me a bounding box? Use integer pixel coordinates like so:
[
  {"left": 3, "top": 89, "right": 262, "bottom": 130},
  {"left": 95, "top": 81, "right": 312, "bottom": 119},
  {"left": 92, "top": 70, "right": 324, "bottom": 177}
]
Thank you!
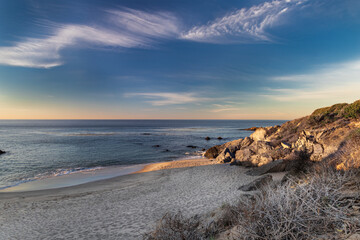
[
  {"left": 309, "top": 100, "right": 360, "bottom": 124},
  {"left": 145, "top": 166, "right": 360, "bottom": 240}
]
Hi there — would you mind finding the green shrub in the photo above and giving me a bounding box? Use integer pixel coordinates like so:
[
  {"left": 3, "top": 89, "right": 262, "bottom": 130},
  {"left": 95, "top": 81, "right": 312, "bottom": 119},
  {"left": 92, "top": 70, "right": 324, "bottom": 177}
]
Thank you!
[
  {"left": 343, "top": 100, "right": 360, "bottom": 119},
  {"left": 309, "top": 103, "right": 347, "bottom": 124},
  {"left": 309, "top": 100, "right": 360, "bottom": 124}
]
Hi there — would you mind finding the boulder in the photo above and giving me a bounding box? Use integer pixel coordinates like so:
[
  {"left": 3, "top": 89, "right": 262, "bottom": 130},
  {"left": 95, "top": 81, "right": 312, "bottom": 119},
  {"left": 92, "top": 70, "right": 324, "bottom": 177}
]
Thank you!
[
  {"left": 268, "top": 147, "right": 292, "bottom": 161},
  {"left": 245, "top": 159, "right": 287, "bottom": 176},
  {"left": 204, "top": 145, "right": 222, "bottom": 159},
  {"left": 250, "top": 128, "right": 267, "bottom": 141},
  {"left": 256, "top": 155, "right": 273, "bottom": 166},
  {"left": 216, "top": 148, "right": 234, "bottom": 163},
  {"left": 205, "top": 136, "right": 211, "bottom": 141},
  {"left": 217, "top": 137, "right": 223, "bottom": 140},
  {"left": 223, "top": 139, "right": 244, "bottom": 151},
  {"left": 239, "top": 175, "right": 273, "bottom": 191},
  {"left": 240, "top": 137, "right": 253, "bottom": 148},
  {"left": 250, "top": 126, "right": 280, "bottom": 141},
  {"left": 235, "top": 148, "right": 253, "bottom": 163},
  {"left": 251, "top": 141, "right": 273, "bottom": 155},
  {"left": 0, "top": 150, "right": 5, "bottom": 155}
]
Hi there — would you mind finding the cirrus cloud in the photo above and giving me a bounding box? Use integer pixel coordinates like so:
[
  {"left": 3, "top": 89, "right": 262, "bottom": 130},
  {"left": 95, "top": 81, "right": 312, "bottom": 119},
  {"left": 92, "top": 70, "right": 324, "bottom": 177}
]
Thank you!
[
  {"left": 181, "top": 0, "right": 307, "bottom": 43},
  {"left": 0, "top": 9, "right": 181, "bottom": 68},
  {"left": 124, "top": 92, "right": 209, "bottom": 106}
]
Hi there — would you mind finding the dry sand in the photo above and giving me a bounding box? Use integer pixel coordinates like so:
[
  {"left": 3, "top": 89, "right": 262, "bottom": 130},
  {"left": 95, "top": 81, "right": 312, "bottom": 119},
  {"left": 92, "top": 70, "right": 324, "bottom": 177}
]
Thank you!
[
  {"left": 135, "top": 158, "right": 217, "bottom": 173},
  {"left": 0, "top": 162, "right": 283, "bottom": 240}
]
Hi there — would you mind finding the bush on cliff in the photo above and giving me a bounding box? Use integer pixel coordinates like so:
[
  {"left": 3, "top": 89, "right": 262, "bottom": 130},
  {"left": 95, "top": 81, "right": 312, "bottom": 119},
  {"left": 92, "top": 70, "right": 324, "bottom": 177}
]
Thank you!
[
  {"left": 343, "top": 100, "right": 360, "bottom": 119},
  {"left": 309, "top": 100, "right": 360, "bottom": 125}
]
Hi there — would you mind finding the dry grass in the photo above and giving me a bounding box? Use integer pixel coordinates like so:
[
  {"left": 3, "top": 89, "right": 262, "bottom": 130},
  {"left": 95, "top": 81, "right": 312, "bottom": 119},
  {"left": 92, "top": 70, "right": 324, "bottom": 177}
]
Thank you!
[
  {"left": 145, "top": 165, "right": 360, "bottom": 240},
  {"left": 143, "top": 212, "right": 204, "bottom": 240},
  {"left": 326, "top": 128, "right": 360, "bottom": 170},
  {"left": 227, "top": 167, "right": 360, "bottom": 239}
]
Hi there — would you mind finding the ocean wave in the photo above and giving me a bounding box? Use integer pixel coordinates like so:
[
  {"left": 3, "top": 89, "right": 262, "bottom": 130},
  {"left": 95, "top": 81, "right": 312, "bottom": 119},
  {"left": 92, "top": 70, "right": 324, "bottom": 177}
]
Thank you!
[
  {"left": 0, "top": 166, "right": 105, "bottom": 190},
  {"left": 33, "top": 166, "right": 105, "bottom": 179},
  {"left": 156, "top": 127, "right": 218, "bottom": 132},
  {"left": 67, "top": 133, "right": 118, "bottom": 136},
  {"left": 31, "top": 131, "right": 122, "bottom": 136}
]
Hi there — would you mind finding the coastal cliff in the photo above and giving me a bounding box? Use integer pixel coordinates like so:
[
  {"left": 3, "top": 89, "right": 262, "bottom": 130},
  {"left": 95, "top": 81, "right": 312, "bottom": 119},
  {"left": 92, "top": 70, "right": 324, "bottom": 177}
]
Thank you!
[
  {"left": 205, "top": 100, "right": 360, "bottom": 172},
  {"left": 146, "top": 101, "right": 360, "bottom": 239}
]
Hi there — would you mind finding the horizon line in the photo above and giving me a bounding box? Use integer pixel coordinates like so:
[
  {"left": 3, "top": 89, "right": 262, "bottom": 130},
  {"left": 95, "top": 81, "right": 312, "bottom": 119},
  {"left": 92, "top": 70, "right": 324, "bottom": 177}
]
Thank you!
[{"left": 0, "top": 118, "right": 290, "bottom": 121}]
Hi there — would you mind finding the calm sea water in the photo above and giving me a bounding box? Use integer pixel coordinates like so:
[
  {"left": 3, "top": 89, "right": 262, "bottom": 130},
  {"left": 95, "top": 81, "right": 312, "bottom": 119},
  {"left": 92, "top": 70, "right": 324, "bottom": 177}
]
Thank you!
[{"left": 0, "top": 120, "right": 285, "bottom": 189}]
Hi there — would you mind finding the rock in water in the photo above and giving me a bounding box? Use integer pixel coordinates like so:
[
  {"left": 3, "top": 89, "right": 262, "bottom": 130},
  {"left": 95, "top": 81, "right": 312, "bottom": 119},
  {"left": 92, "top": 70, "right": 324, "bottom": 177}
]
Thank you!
[
  {"left": 186, "top": 145, "right": 197, "bottom": 148},
  {"left": 238, "top": 175, "right": 273, "bottom": 191},
  {"left": 205, "top": 137, "right": 211, "bottom": 141},
  {"left": 242, "top": 127, "right": 258, "bottom": 131},
  {"left": 0, "top": 150, "right": 5, "bottom": 155}
]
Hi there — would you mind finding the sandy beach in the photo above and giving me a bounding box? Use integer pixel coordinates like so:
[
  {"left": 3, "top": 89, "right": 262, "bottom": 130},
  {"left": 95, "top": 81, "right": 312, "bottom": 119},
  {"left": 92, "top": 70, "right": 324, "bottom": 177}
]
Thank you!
[
  {"left": 0, "top": 161, "right": 283, "bottom": 240},
  {"left": 134, "top": 158, "right": 217, "bottom": 173}
]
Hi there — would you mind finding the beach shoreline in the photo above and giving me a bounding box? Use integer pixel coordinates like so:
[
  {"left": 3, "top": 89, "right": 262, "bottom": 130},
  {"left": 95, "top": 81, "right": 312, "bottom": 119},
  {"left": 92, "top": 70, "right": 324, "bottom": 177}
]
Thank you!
[
  {"left": 0, "top": 163, "right": 285, "bottom": 239},
  {"left": 0, "top": 157, "right": 216, "bottom": 193}
]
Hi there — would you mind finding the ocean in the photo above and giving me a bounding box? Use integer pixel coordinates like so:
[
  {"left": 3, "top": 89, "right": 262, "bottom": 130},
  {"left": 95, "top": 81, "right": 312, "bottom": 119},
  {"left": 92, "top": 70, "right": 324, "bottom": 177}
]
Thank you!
[{"left": 0, "top": 120, "right": 285, "bottom": 190}]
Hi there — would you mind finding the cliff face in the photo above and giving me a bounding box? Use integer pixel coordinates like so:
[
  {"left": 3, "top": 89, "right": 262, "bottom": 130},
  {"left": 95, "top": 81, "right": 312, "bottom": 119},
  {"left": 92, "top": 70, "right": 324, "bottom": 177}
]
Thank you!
[{"left": 205, "top": 100, "right": 360, "bottom": 171}]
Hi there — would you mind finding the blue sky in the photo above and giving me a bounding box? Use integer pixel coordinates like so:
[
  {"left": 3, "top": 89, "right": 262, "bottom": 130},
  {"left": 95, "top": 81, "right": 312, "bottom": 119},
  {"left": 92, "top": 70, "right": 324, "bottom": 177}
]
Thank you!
[{"left": 1, "top": 0, "right": 360, "bottom": 119}]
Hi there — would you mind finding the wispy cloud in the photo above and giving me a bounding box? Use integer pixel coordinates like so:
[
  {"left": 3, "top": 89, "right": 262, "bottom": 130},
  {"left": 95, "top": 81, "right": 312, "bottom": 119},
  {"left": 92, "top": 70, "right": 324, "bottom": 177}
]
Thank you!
[
  {"left": 181, "top": 0, "right": 306, "bottom": 43},
  {"left": 0, "top": 9, "right": 180, "bottom": 68},
  {"left": 108, "top": 8, "right": 180, "bottom": 38},
  {"left": 264, "top": 59, "right": 360, "bottom": 102},
  {"left": 124, "top": 92, "right": 208, "bottom": 106}
]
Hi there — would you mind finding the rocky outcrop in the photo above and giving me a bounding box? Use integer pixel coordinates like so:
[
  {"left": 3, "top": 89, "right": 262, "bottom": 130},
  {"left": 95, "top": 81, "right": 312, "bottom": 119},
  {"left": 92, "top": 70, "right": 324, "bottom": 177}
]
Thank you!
[
  {"left": 205, "top": 100, "right": 360, "bottom": 173},
  {"left": 241, "top": 127, "right": 259, "bottom": 131},
  {"left": 204, "top": 145, "right": 223, "bottom": 158},
  {"left": 204, "top": 138, "right": 253, "bottom": 164},
  {"left": 238, "top": 175, "right": 273, "bottom": 191},
  {"left": 245, "top": 160, "right": 288, "bottom": 176}
]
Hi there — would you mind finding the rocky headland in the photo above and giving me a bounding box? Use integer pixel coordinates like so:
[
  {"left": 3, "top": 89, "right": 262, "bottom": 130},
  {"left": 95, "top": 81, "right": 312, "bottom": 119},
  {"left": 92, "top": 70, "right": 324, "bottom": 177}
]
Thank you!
[
  {"left": 205, "top": 100, "right": 360, "bottom": 173},
  {"left": 146, "top": 100, "right": 360, "bottom": 240}
]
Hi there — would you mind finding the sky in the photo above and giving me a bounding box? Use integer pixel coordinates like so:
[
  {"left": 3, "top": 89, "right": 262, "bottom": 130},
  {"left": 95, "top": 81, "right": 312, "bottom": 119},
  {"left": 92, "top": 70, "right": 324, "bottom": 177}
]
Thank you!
[{"left": 1, "top": 0, "right": 360, "bottom": 119}]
